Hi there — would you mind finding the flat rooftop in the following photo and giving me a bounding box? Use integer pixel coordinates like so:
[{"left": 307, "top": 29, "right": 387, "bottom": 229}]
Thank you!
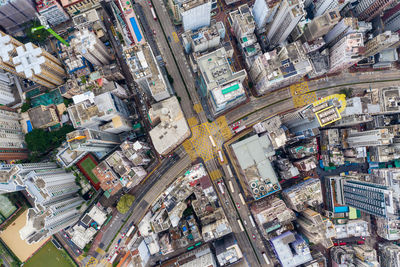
[
  {"left": 231, "top": 134, "right": 280, "bottom": 199},
  {"left": 197, "top": 47, "right": 246, "bottom": 90}
]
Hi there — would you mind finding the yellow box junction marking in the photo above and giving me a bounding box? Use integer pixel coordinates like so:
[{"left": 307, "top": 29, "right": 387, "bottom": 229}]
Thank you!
[
  {"left": 172, "top": 31, "right": 179, "bottom": 43},
  {"left": 209, "top": 169, "right": 222, "bottom": 181},
  {"left": 182, "top": 140, "right": 197, "bottom": 161},
  {"left": 86, "top": 257, "right": 98, "bottom": 267},
  {"left": 187, "top": 116, "right": 199, "bottom": 127},
  {"left": 193, "top": 103, "right": 203, "bottom": 113},
  {"left": 96, "top": 247, "right": 105, "bottom": 255}
]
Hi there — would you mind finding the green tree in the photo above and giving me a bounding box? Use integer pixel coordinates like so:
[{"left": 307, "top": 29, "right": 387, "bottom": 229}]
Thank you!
[
  {"left": 23, "top": 20, "right": 50, "bottom": 44},
  {"left": 116, "top": 194, "right": 135, "bottom": 214},
  {"left": 339, "top": 88, "right": 353, "bottom": 99},
  {"left": 25, "top": 129, "right": 49, "bottom": 153},
  {"left": 21, "top": 98, "right": 31, "bottom": 112}
]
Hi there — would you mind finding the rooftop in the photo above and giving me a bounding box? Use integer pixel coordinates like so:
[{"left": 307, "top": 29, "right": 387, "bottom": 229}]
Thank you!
[
  {"left": 148, "top": 96, "right": 190, "bottom": 155},
  {"left": 197, "top": 47, "right": 246, "bottom": 91},
  {"left": 231, "top": 134, "right": 280, "bottom": 200}
]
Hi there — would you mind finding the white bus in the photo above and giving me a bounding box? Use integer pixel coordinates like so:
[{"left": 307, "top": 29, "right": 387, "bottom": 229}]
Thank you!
[
  {"left": 126, "top": 224, "right": 136, "bottom": 237},
  {"left": 229, "top": 180, "right": 234, "bottom": 193},
  {"left": 209, "top": 135, "right": 216, "bottom": 147},
  {"left": 239, "top": 193, "right": 246, "bottom": 205},
  {"left": 262, "top": 253, "right": 271, "bottom": 265},
  {"left": 217, "top": 181, "right": 225, "bottom": 195},
  {"left": 218, "top": 150, "right": 224, "bottom": 163},
  {"left": 227, "top": 165, "right": 233, "bottom": 178},
  {"left": 237, "top": 219, "right": 244, "bottom": 232},
  {"left": 108, "top": 252, "right": 118, "bottom": 264},
  {"left": 249, "top": 215, "right": 256, "bottom": 227}
]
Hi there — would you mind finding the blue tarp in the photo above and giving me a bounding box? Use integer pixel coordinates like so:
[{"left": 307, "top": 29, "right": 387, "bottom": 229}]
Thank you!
[
  {"left": 26, "top": 120, "right": 33, "bottom": 132},
  {"left": 334, "top": 206, "right": 349, "bottom": 213},
  {"left": 129, "top": 17, "right": 143, "bottom": 42}
]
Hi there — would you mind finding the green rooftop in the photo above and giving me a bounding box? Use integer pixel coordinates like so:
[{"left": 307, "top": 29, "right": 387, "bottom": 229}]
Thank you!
[
  {"left": 242, "top": 37, "right": 248, "bottom": 42},
  {"left": 221, "top": 84, "right": 240, "bottom": 95}
]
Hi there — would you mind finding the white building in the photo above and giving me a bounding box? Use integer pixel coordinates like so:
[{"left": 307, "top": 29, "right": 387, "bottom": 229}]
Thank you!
[
  {"left": 252, "top": 0, "right": 280, "bottom": 32},
  {"left": 124, "top": 44, "right": 170, "bottom": 102},
  {"left": 71, "top": 29, "right": 112, "bottom": 66},
  {"left": 346, "top": 128, "right": 394, "bottom": 148},
  {"left": 67, "top": 128, "right": 120, "bottom": 152},
  {"left": 314, "top": 0, "right": 352, "bottom": 17},
  {"left": 328, "top": 32, "right": 364, "bottom": 74},
  {"left": 335, "top": 220, "right": 370, "bottom": 239},
  {"left": 249, "top": 41, "right": 313, "bottom": 95},
  {"left": 181, "top": 0, "right": 211, "bottom": 31},
  {"left": 36, "top": 0, "right": 69, "bottom": 26},
  {"left": 148, "top": 96, "right": 190, "bottom": 155},
  {"left": 0, "top": 163, "right": 83, "bottom": 244},
  {"left": 0, "top": 72, "right": 15, "bottom": 105},
  {"left": 197, "top": 47, "right": 247, "bottom": 115},
  {"left": 266, "top": 0, "right": 305, "bottom": 47},
  {"left": 68, "top": 91, "right": 130, "bottom": 129}
]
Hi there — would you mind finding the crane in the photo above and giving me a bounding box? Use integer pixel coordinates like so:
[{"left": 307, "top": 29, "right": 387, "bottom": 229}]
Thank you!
[{"left": 31, "top": 16, "right": 69, "bottom": 46}]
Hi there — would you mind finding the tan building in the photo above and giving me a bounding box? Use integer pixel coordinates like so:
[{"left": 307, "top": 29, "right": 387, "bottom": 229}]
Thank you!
[
  {"left": 28, "top": 105, "right": 59, "bottom": 129},
  {"left": 303, "top": 10, "right": 340, "bottom": 42},
  {"left": 364, "top": 31, "right": 400, "bottom": 58},
  {"left": 60, "top": 0, "right": 100, "bottom": 16}
]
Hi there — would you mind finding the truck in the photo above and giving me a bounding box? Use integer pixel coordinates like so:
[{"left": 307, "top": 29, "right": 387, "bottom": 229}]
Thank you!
[
  {"left": 229, "top": 180, "right": 234, "bottom": 193},
  {"left": 126, "top": 224, "right": 136, "bottom": 237},
  {"left": 150, "top": 7, "right": 157, "bottom": 20},
  {"left": 227, "top": 165, "right": 233, "bottom": 177},
  {"left": 217, "top": 181, "right": 225, "bottom": 195},
  {"left": 249, "top": 215, "right": 256, "bottom": 227},
  {"left": 262, "top": 253, "right": 271, "bottom": 264},
  {"left": 237, "top": 219, "right": 244, "bottom": 231},
  {"left": 239, "top": 193, "right": 246, "bottom": 205}
]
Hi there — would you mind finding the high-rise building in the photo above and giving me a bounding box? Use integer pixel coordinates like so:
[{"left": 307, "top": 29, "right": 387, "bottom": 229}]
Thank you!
[
  {"left": 353, "top": 245, "right": 380, "bottom": 267},
  {"left": 379, "top": 243, "right": 400, "bottom": 267},
  {"left": 266, "top": 0, "right": 305, "bottom": 47},
  {"left": 181, "top": 0, "right": 211, "bottom": 31},
  {"left": 324, "top": 17, "right": 359, "bottom": 47},
  {"left": 343, "top": 180, "right": 396, "bottom": 218},
  {"left": 313, "top": 0, "right": 352, "bottom": 17},
  {"left": 382, "top": 2, "right": 400, "bottom": 34},
  {"left": 328, "top": 32, "right": 364, "bottom": 74},
  {"left": 196, "top": 47, "right": 247, "bottom": 115},
  {"left": 36, "top": 0, "right": 69, "bottom": 26},
  {"left": 60, "top": 0, "right": 100, "bottom": 16},
  {"left": 297, "top": 209, "right": 335, "bottom": 249},
  {"left": 27, "top": 105, "right": 60, "bottom": 129},
  {"left": 331, "top": 245, "right": 356, "bottom": 267},
  {"left": 0, "top": 106, "right": 28, "bottom": 161},
  {"left": 249, "top": 41, "right": 313, "bottom": 95},
  {"left": 364, "top": 31, "right": 399, "bottom": 58},
  {"left": 0, "top": 163, "right": 83, "bottom": 244},
  {"left": 353, "top": 0, "right": 395, "bottom": 22},
  {"left": 346, "top": 128, "right": 394, "bottom": 147},
  {"left": 66, "top": 128, "right": 121, "bottom": 152},
  {"left": 0, "top": 31, "right": 66, "bottom": 88},
  {"left": 123, "top": 44, "right": 170, "bottom": 102},
  {"left": 0, "top": 71, "right": 15, "bottom": 105},
  {"left": 68, "top": 91, "right": 130, "bottom": 129},
  {"left": 120, "top": 140, "right": 151, "bottom": 166},
  {"left": 71, "top": 29, "right": 112, "bottom": 66},
  {"left": 282, "top": 178, "right": 323, "bottom": 212},
  {"left": 303, "top": 10, "right": 340, "bottom": 42},
  {"left": 270, "top": 231, "right": 313, "bottom": 267},
  {"left": 251, "top": 0, "right": 280, "bottom": 32},
  {"left": 0, "top": 0, "right": 37, "bottom": 33}
]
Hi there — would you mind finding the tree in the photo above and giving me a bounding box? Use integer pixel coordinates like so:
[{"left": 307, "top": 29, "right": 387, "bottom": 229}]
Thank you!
[
  {"left": 23, "top": 20, "right": 50, "bottom": 44},
  {"left": 21, "top": 98, "right": 31, "bottom": 112},
  {"left": 25, "top": 129, "right": 49, "bottom": 153},
  {"left": 339, "top": 88, "right": 353, "bottom": 99},
  {"left": 116, "top": 194, "right": 135, "bottom": 214}
]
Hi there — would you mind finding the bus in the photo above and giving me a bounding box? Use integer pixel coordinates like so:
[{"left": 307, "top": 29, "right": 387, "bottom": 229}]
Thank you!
[
  {"left": 150, "top": 7, "right": 157, "bottom": 20},
  {"left": 126, "top": 224, "right": 136, "bottom": 237},
  {"left": 249, "top": 215, "right": 256, "bottom": 227},
  {"left": 227, "top": 165, "right": 233, "bottom": 178},
  {"left": 262, "top": 253, "right": 271, "bottom": 265},
  {"left": 229, "top": 180, "right": 234, "bottom": 193},
  {"left": 218, "top": 150, "right": 224, "bottom": 163},
  {"left": 237, "top": 219, "right": 244, "bottom": 232},
  {"left": 209, "top": 135, "right": 216, "bottom": 147},
  {"left": 108, "top": 252, "right": 118, "bottom": 264},
  {"left": 239, "top": 193, "right": 246, "bottom": 205},
  {"left": 217, "top": 181, "right": 225, "bottom": 195}
]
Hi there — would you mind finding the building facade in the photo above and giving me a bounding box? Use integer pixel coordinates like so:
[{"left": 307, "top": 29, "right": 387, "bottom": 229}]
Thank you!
[
  {"left": 36, "top": 0, "right": 70, "bottom": 26},
  {"left": 0, "top": 0, "right": 37, "bottom": 33},
  {"left": 353, "top": 0, "right": 395, "bottom": 22}
]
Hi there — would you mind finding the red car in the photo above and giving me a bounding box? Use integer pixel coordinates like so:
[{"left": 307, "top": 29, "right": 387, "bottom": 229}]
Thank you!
[
  {"left": 252, "top": 234, "right": 256, "bottom": 240},
  {"left": 333, "top": 242, "right": 338, "bottom": 246},
  {"left": 339, "top": 242, "right": 347, "bottom": 246},
  {"left": 357, "top": 241, "right": 365, "bottom": 245},
  {"left": 236, "top": 203, "right": 240, "bottom": 209}
]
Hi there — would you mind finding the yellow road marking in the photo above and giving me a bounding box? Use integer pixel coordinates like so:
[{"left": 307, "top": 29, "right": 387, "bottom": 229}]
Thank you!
[
  {"left": 96, "top": 247, "right": 105, "bottom": 255},
  {"left": 172, "top": 31, "right": 179, "bottom": 43},
  {"left": 187, "top": 116, "right": 198, "bottom": 127},
  {"left": 193, "top": 103, "right": 203, "bottom": 113},
  {"left": 209, "top": 169, "right": 222, "bottom": 181}
]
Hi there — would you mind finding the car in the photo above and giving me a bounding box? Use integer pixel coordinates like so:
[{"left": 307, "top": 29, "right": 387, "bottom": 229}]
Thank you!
[
  {"left": 121, "top": 233, "right": 126, "bottom": 238},
  {"left": 357, "top": 241, "right": 365, "bottom": 245},
  {"left": 153, "top": 29, "right": 156, "bottom": 35},
  {"left": 115, "top": 244, "right": 119, "bottom": 249},
  {"left": 64, "top": 233, "right": 69, "bottom": 238},
  {"left": 252, "top": 234, "right": 256, "bottom": 240},
  {"left": 236, "top": 202, "right": 240, "bottom": 209},
  {"left": 76, "top": 249, "right": 80, "bottom": 254},
  {"left": 339, "top": 242, "right": 347, "bottom": 246},
  {"left": 333, "top": 242, "right": 338, "bottom": 246}
]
